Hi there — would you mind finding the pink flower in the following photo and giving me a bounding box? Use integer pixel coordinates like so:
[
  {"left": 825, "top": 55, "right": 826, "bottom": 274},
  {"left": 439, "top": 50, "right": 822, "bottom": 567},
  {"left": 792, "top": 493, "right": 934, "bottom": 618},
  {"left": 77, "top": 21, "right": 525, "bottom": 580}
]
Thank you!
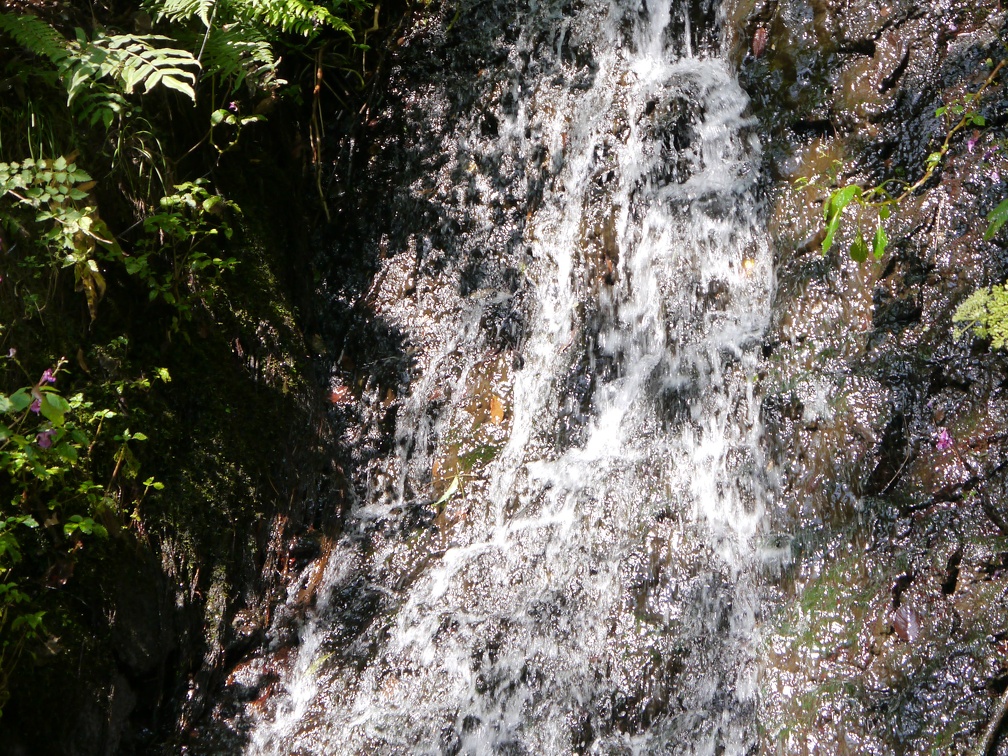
[
  {"left": 30, "top": 398, "right": 41, "bottom": 414},
  {"left": 40, "top": 368, "right": 56, "bottom": 385},
  {"left": 36, "top": 429, "right": 55, "bottom": 449},
  {"left": 967, "top": 136, "right": 978, "bottom": 153},
  {"left": 935, "top": 428, "right": 952, "bottom": 450},
  {"left": 991, "top": 169, "right": 1001, "bottom": 183}
]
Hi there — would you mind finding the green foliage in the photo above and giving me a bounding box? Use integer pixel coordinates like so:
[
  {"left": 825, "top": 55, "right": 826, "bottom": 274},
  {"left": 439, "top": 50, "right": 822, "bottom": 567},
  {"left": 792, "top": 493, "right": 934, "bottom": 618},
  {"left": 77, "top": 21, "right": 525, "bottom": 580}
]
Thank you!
[
  {"left": 985, "top": 198, "right": 1008, "bottom": 241},
  {"left": 0, "top": 355, "right": 168, "bottom": 710},
  {"left": 0, "top": 156, "right": 116, "bottom": 320},
  {"left": 953, "top": 285, "right": 1008, "bottom": 350},
  {"left": 0, "top": 0, "right": 373, "bottom": 723},
  {"left": 157, "top": 0, "right": 354, "bottom": 37},
  {"left": 0, "top": 12, "right": 200, "bottom": 129},
  {"left": 797, "top": 59, "right": 1005, "bottom": 264},
  {"left": 199, "top": 25, "right": 280, "bottom": 93},
  {"left": 152, "top": 0, "right": 363, "bottom": 94},
  {"left": 66, "top": 31, "right": 200, "bottom": 102},
  {"left": 209, "top": 108, "right": 266, "bottom": 152},
  {"left": 125, "top": 179, "right": 240, "bottom": 325}
]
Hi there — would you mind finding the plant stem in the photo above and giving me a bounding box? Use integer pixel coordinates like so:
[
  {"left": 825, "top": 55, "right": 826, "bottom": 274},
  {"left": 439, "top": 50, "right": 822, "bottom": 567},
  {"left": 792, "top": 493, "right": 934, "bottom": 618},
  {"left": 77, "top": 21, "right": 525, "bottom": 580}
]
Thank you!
[{"left": 870, "top": 59, "right": 1006, "bottom": 209}]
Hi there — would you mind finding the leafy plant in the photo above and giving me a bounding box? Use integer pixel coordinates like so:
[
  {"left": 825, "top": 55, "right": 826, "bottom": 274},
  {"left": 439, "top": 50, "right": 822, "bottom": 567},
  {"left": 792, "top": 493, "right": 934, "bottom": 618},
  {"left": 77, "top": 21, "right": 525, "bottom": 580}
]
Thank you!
[
  {"left": 157, "top": 0, "right": 355, "bottom": 38},
  {"left": 125, "top": 179, "right": 240, "bottom": 323},
  {"left": 152, "top": 0, "right": 363, "bottom": 95},
  {"left": 0, "top": 354, "right": 166, "bottom": 712},
  {"left": 953, "top": 285, "right": 1008, "bottom": 349},
  {"left": 0, "top": 155, "right": 116, "bottom": 320},
  {"left": 0, "top": 12, "right": 200, "bottom": 129},
  {"left": 797, "top": 59, "right": 1006, "bottom": 263},
  {"left": 985, "top": 198, "right": 1008, "bottom": 241}
]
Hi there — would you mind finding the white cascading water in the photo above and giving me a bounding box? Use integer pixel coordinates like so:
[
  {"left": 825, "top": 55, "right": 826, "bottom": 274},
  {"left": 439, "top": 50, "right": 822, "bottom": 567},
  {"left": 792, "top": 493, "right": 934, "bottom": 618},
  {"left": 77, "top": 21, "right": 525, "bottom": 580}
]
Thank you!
[{"left": 249, "top": 0, "right": 771, "bottom": 751}]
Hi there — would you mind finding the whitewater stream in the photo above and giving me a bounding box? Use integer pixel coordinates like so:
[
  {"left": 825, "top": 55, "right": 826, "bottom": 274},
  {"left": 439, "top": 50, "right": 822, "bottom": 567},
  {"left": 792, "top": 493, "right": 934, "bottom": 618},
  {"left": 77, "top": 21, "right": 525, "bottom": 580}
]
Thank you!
[{"left": 248, "top": 0, "right": 772, "bottom": 751}]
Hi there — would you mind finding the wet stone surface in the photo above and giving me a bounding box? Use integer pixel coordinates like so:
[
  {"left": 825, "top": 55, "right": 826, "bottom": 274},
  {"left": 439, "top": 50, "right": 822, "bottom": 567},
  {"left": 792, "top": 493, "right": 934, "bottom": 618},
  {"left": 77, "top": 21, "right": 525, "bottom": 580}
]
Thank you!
[{"left": 732, "top": 0, "right": 1008, "bottom": 751}]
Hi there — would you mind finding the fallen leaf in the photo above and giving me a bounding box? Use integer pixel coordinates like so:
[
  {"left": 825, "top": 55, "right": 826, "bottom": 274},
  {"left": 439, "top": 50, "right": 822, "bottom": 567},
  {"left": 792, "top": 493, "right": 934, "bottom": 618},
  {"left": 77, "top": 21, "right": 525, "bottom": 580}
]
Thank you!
[
  {"left": 752, "top": 26, "right": 769, "bottom": 58},
  {"left": 490, "top": 394, "right": 504, "bottom": 425}
]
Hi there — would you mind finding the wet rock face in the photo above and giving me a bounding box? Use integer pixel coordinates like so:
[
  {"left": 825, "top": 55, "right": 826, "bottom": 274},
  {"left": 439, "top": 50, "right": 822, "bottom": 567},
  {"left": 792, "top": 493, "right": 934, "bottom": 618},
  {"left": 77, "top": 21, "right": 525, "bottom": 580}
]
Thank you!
[{"left": 730, "top": 0, "right": 1008, "bottom": 750}]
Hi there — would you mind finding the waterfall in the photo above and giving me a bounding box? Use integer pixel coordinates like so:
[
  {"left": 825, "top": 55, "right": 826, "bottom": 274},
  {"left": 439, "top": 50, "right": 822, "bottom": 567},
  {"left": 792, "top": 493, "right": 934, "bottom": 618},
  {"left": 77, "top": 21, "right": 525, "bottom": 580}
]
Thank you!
[{"left": 248, "top": 0, "right": 770, "bottom": 751}]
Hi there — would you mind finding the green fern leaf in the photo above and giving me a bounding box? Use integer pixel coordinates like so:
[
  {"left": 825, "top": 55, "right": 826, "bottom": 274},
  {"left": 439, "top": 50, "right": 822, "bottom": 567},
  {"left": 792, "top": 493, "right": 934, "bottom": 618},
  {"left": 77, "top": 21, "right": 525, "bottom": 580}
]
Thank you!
[
  {"left": 0, "top": 12, "right": 70, "bottom": 65},
  {"left": 155, "top": 0, "right": 216, "bottom": 26},
  {"left": 198, "top": 23, "right": 281, "bottom": 91}
]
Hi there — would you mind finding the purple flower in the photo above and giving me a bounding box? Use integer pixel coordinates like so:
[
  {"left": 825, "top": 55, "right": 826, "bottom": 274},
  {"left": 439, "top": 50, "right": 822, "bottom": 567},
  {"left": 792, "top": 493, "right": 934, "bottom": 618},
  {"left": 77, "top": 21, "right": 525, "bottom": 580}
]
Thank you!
[
  {"left": 6, "top": 348, "right": 14, "bottom": 359},
  {"left": 228, "top": 101, "right": 238, "bottom": 113},
  {"left": 967, "top": 136, "right": 978, "bottom": 153},
  {"left": 935, "top": 428, "right": 952, "bottom": 451},
  {"left": 30, "top": 398, "right": 41, "bottom": 414},
  {"left": 991, "top": 168, "right": 1001, "bottom": 183},
  {"left": 40, "top": 368, "right": 56, "bottom": 385},
  {"left": 36, "top": 429, "right": 55, "bottom": 449}
]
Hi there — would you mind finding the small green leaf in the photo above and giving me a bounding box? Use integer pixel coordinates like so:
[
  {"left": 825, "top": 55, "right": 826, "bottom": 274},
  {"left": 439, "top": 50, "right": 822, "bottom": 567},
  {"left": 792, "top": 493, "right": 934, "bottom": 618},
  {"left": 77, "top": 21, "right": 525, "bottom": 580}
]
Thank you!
[
  {"left": 434, "top": 475, "right": 460, "bottom": 507},
  {"left": 822, "top": 215, "right": 841, "bottom": 255},
  {"left": 8, "top": 388, "right": 33, "bottom": 413},
  {"left": 984, "top": 198, "right": 1008, "bottom": 241},
  {"left": 872, "top": 224, "right": 887, "bottom": 260},
  {"left": 55, "top": 443, "right": 78, "bottom": 463},
  {"left": 39, "top": 392, "right": 70, "bottom": 426},
  {"left": 879, "top": 204, "right": 891, "bottom": 220},
  {"left": 850, "top": 230, "right": 869, "bottom": 263},
  {"left": 824, "top": 185, "right": 862, "bottom": 223}
]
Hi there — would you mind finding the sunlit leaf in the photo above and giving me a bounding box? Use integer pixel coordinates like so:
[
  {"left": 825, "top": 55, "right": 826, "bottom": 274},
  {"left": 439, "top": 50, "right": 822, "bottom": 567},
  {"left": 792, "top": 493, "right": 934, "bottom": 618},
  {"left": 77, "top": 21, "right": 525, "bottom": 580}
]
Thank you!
[
  {"left": 872, "top": 224, "right": 887, "bottom": 260},
  {"left": 850, "top": 230, "right": 868, "bottom": 263},
  {"left": 984, "top": 198, "right": 1008, "bottom": 241}
]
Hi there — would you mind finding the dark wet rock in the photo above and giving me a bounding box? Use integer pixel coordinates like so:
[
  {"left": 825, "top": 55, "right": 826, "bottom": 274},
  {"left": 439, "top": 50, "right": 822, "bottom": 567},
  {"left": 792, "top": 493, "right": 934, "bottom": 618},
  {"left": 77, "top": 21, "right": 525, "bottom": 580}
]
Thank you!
[{"left": 740, "top": 0, "right": 1008, "bottom": 749}]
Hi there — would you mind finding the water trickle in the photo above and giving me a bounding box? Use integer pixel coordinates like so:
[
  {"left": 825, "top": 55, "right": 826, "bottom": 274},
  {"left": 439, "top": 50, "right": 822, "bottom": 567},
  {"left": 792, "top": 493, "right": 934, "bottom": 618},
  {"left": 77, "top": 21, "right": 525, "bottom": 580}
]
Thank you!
[{"left": 249, "top": 0, "right": 770, "bottom": 752}]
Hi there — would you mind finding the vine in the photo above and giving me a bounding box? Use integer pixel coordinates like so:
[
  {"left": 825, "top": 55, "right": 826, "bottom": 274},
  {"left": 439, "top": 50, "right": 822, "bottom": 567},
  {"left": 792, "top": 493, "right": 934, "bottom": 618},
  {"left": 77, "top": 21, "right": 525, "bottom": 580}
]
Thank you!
[
  {"left": 797, "top": 57, "right": 1008, "bottom": 350},
  {"left": 797, "top": 59, "right": 1006, "bottom": 263}
]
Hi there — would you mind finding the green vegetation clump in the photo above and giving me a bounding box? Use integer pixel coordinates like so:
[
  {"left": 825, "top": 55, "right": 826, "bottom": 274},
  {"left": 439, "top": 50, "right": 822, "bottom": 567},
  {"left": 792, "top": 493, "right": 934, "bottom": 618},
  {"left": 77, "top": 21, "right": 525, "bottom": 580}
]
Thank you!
[
  {"left": 0, "top": 0, "right": 378, "bottom": 740},
  {"left": 953, "top": 285, "right": 1008, "bottom": 349},
  {"left": 797, "top": 58, "right": 1005, "bottom": 265}
]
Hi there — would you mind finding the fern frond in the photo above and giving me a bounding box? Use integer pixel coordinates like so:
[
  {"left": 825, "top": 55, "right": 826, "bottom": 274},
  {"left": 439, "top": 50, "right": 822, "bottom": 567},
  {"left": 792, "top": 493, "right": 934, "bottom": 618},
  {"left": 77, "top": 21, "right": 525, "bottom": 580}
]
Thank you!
[
  {"left": 73, "top": 85, "right": 131, "bottom": 130},
  {"left": 1, "top": 13, "right": 201, "bottom": 112},
  {"left": 152, "top": 0, "right": 354, "bottom": 36},
  {"left": 200, "top": 24, "right": 282, "bottom": 92},
  {"left": 242, "top": 0, "right": 344, "bottom": 36},
  {"left": 0, "top": 12, "right": 72, "bottom": 66},
  {"left": 66, "top": 33, "right": 201, "bottom": 103},
  {"left": 107, "top": 35, "right": 201, "bottom": 96},
  {"left": 156, "top": 0, "right": 216, "bottom": 26}
]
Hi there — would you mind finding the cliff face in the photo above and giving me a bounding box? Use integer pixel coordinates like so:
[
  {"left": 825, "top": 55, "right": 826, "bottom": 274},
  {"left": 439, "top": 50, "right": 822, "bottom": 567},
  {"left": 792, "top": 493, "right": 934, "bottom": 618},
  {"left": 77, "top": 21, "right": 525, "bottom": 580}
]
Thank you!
[
  {"left": 733, "top": 0, "right": 1008, "bottom": 751},
  {"left": 15, "top": 0, "right": 1001, "bottom": 751}
]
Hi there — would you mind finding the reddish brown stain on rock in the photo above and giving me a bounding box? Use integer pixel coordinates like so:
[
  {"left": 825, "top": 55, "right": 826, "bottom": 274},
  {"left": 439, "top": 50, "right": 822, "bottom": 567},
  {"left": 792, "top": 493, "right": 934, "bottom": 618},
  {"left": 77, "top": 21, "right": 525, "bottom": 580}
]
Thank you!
[{"left": 752, "top": 26, "right": 769, "bottom": 58}]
